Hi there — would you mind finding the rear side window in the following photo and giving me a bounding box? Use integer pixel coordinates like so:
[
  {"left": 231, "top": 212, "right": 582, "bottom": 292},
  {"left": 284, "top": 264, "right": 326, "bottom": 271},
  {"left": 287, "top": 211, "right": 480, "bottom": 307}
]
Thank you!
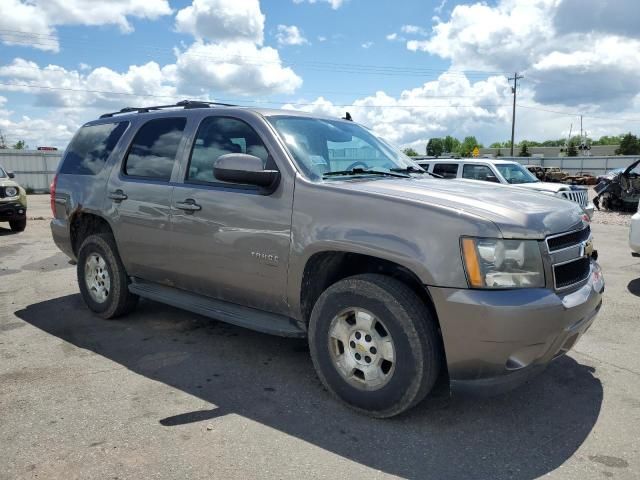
[
  {"left": 462, "top": 164, "right": 497, "bottom": 182},
  {"left": 60, "top": 122, "right": 128, "bottom": 175},
  {"left": 124, "top": 117, "right": 187, "bottom": 181},
  {"left": 187, "top": 116, "right": 271, "bottom": 184},
  {"left": 433, "top": 163, "right": 459, "bottom": 178}
]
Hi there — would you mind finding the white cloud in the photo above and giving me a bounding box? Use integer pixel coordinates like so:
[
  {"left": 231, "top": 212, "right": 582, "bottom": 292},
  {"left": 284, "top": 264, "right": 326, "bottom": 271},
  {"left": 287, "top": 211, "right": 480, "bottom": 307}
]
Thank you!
[
  {"left": 401, "top": 25, "right": 428, "bottom": 36},
  {"left": 317, "top": 35, "right": 327, "bottom": 42},
  {"left": 386, "top": 33, "right": 398, "bottom": 41},
  {"left": 411, "top": 0, "right": 640, "bottom": 108},
  {"left": 175, "top": 0, "right": 264, "bottom": 44},
  {"left": 275, "top": 25, "right": 309, "bottom": 46},
  {"left": 0, "top": 0, "right": 172, "bottom": 52},
  {"left": 174, "top": 41, "right": 302, "bottom": 95},
  {"left": 292, "top": 0, "right": 347, "bottom": 9},
  {"left": 361, "top": 41, "right": 374, "bottom": 49}
]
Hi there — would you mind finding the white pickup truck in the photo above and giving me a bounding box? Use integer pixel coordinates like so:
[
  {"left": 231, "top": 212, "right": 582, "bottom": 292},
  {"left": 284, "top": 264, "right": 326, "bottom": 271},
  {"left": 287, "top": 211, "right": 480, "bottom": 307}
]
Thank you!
[{"left": 416, "top": 158, "right": 594, "bottom": 219}]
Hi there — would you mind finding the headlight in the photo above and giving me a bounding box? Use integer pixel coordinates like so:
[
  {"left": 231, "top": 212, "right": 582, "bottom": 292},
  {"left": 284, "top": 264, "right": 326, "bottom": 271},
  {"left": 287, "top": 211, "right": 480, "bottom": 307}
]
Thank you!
[
  {"left": 461, "top": 237, "right": 545, "bottom": 288},
  {"left": 4, "top": 186, "right": 18, "bottom": 197}
]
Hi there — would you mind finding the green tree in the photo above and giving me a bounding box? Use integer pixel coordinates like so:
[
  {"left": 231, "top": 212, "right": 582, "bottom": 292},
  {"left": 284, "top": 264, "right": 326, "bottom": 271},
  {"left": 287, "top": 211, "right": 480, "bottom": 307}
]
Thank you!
[
  {"left": 403, "top": 147, "right": 418, "bottom": 157},
  {"left": 615, "top": 133, "right": 640, "bottom": 155},
  {"left": 495, "top": 148, "right": 503, "bottom": 157},
  {"left": 426, "top": 138, "right": 444, "bottom": 157},
  {"left": 489, "top": 142, "right": 503, "bottom": 148},
  {"left": 593, "top": 135, "right": 622, "bottom": 146},
  {"left": 459, "top": 136, "right": 482, "bottom": 157},
  {"left": 442, "top": 135, "right": 461, "bottom": 155},
  {"left": 566, "top": 140, "right": 578, "bottom": 157},
  {"left": 518, "top": 142, "right": 531, "bottom": 157},
  {"left": 12, "top": 140, "right": 27, "bottom": 149}
]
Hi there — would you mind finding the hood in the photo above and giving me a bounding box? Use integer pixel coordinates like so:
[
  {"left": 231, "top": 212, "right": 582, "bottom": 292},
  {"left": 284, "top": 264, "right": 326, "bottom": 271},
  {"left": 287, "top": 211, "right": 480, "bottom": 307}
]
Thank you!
[
  {"left": 514, "top": 181, "right": 584, "bottom": 194},
  {"left": 328, "top": 177, "right": 586, "bottom": 239}
]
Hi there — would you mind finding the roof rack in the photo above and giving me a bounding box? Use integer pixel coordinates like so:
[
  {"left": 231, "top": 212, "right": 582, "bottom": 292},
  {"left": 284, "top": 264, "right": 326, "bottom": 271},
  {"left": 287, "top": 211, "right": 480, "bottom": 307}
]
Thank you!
[{"left": 99, "top": 99, "right": 238, "bottom": 119}]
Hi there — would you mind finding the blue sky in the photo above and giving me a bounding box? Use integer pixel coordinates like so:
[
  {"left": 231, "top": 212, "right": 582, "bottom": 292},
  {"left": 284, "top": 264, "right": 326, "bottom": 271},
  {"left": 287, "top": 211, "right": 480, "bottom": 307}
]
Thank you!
[{"left": 1, "top": 0, "right": 639, "bottom": 149}]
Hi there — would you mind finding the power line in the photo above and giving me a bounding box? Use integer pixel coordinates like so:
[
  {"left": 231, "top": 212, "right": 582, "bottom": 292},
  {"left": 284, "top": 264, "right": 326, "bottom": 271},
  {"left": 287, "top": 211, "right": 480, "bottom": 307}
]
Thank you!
[
  {"left": 516, "top": 104, "right": 640, "bottom": 123},
  {"left": 0, "top": 81, "right": 511, "bottom": 109},
  {"left": 0, "top": 29, "right": 509, "bottom": 77}
]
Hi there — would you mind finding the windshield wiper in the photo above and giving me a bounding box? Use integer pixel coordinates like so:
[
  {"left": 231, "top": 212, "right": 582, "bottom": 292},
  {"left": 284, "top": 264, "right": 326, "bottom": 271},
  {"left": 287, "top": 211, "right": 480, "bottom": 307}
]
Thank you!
[
  {"left": 390, "top": 166, "right": 442, "bottom": 178},
  {"left": 323, "top": 167, "right": 410, "bottom": 178}
]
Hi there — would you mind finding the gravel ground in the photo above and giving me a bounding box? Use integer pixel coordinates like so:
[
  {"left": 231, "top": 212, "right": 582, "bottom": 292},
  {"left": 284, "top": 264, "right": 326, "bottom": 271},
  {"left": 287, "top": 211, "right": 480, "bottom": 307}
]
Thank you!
[
  {"left": 1, "top": 195, "right": 639, "bottom": 480},
  {"left": 588, "top": 187, "right": 635, "bottom": 227}
]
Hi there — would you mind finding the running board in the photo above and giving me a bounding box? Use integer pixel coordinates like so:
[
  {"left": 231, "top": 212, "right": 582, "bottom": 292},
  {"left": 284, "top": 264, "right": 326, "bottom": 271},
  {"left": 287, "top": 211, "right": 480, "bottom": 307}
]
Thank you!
[{"left": 128, "top": 279, "right": 305, "bottom": 338}]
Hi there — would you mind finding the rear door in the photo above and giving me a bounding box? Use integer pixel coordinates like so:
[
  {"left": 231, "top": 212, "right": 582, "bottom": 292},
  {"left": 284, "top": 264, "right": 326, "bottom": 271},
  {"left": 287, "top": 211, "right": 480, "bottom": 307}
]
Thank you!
[
  {"left": 432, "top": 162, "right": 460, "bottom": 179},
  {"left": 461, "top": 163, "right": 501, "bottom": 183},
  {"left": 168, "top": 113, "right": 293, "bottom": 314},
  {"left": 106, "top": 116, "right": 188, "bottom": 282}
]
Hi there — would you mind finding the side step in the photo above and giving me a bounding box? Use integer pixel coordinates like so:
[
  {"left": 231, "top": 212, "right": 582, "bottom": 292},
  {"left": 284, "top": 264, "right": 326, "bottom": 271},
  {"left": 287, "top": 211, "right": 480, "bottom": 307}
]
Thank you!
[{"left": 128, "top": 279, "right": 306, "bottom": 338}]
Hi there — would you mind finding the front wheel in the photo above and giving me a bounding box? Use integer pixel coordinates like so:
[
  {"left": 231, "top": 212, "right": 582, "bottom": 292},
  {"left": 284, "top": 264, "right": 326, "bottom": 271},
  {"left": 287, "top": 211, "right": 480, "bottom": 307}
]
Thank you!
[
  {"left": 308, "top": 274, "right": 441, "bottom": 418},
  {"left": 77, "top": 233, "right": 138, "bottom": 319},
  {"left": 9, "top": 218, "right": 26, "bottom": 232}
]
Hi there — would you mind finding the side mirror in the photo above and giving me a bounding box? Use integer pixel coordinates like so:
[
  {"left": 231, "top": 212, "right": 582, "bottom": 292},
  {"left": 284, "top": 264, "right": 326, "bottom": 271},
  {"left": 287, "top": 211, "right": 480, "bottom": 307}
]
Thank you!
[
  {"left": 8, "top": 171, "right": 15, "bottom": 179},
  {"left": 486, "top": 175, "right": 500, "bottom": 183},
  {"left": 214, "top": 153, "right": 280, "bottom": 193}
]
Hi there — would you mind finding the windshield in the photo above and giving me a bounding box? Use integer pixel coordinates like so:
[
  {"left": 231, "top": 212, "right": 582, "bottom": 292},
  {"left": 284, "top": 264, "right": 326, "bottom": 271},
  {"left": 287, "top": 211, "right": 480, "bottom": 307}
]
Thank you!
[
  {"left": 267, "top": 116, "right": 420, "bottom": 181},
  {"left": 495, "top": 163, "right": 539, "bottom": 184}
]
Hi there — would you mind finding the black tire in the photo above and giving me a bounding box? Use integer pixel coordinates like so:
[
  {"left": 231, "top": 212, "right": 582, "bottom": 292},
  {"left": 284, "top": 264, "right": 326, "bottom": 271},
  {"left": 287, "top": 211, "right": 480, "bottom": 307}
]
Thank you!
[
  {"left": 308, "top": 274, "right": 441, "bottom": 418},
  {"left": 9, "top": 218, "right": 26, "bottom": 232},
  {"left": 77, "top": 233, "right": 138, "bottom": 319}
]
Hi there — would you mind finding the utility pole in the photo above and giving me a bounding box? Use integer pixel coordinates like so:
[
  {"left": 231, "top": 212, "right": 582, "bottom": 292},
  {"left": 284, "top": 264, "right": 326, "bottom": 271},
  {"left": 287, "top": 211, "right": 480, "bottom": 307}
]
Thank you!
[
  {"left": 580, "top": 115, "right": 583, "bottom": 144},
  {"left": 509, "top": 72, "right": 524, "bottom": 156}
]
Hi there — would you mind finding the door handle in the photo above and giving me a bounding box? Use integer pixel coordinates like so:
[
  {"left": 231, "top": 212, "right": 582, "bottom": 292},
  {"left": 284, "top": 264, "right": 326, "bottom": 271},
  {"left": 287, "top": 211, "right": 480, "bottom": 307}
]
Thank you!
[
  {"left": 175, "top": 199, "right": 202, "bottom": 212},
  {"left": 108, "top": 190, "right": 128, "bottom": 202}
]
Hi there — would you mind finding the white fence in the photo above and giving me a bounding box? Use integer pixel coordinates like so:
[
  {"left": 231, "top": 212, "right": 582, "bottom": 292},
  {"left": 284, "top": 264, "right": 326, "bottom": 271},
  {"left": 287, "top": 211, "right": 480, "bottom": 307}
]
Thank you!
[
  {"left": 2, "top": 149, "right": 639, "bottom": 193},
  {"left": 0, "top": 149, "right": 62, "bottom": 193},
  {"left": 497, "top": 156, "right": 638, "bottom": 177}
]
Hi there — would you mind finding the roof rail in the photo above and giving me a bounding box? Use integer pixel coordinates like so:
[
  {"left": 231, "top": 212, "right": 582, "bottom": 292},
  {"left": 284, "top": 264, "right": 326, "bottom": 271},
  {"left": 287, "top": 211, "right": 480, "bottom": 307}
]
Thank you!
[{"left": 99, "top": 99, "right": 239, "bottom": 119}]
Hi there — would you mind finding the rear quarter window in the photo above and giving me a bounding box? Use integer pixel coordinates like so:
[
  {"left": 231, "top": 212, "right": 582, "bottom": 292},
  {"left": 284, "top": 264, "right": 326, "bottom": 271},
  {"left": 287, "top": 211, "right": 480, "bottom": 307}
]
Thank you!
[{"left": 60, "top": 122, "right": 129, "bottom": 175}]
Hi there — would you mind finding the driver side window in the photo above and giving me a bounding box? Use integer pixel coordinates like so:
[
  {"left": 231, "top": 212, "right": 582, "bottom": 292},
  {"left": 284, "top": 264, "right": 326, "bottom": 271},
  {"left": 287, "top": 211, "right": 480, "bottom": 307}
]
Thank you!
[
  {"left": 187, "top": 116, "right": 271, "bottom": 185},
  {"left": 328, "top": 136, "right": 384, "bottom": 172}
]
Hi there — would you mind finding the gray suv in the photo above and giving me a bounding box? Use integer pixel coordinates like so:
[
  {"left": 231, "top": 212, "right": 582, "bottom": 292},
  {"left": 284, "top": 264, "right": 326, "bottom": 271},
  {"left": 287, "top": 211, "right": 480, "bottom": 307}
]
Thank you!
[{"left": 51, "top": 101, "right": 604, "bottom": 417}]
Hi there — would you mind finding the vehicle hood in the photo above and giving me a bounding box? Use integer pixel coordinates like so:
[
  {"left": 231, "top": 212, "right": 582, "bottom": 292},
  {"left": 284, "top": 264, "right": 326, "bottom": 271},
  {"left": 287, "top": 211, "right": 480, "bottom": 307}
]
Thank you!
[
  {"left": 329, "top": 177, "right": 585, "bottom": 239},
  {"left": 514, "top": 181, "right": 584, "bottom": 193},
  {"left": 0, "top": 178, "right": 19, "bottom": 188}
]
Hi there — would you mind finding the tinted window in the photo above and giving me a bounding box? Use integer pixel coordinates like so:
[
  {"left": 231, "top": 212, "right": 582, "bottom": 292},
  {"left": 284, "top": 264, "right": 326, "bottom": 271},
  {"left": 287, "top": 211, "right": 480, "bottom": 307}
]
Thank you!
[
  {"left": 60, "top": 122, "right": 128, "bottom": 175},
  {"left": 462, "top": 164, "right": 498, "bottom": 182},
  {"left": 124, "top": 118, "right": 186, "bottom": 181},
  {"left": 433, "top": 163, "right": 459, "bottom": 178},
  {"left": 187, "top": 116, "right": 271, "bottom": 184},
  {"left": 0, "top": 168, "right": 6, "bottom": 178}
]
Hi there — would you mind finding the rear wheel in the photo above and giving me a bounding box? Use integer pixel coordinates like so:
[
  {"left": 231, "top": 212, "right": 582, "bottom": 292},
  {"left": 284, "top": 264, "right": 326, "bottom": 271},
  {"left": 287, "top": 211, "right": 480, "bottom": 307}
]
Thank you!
[
  {"left": 308, "top": 274, "right": 441, "bottom": 418},
  {"left": 9, "top": 218, "right": 26, "bottom": 232},
  {"left": 77, "top": 233, "right": 138, "bottom": 319}
]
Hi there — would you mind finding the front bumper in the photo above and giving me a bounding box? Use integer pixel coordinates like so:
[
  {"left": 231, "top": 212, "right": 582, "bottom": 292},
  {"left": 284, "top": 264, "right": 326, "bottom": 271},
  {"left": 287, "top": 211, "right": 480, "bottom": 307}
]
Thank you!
[
  {"left": 0, "top": 201, "right": 26, "bottom": 222},
  {"left": 429, "top": 261, "right": 604, "bottom": 396},
  {"left": 583, "top": 202, "right": 595, "bottom": 220},
  {"left": 630, "top": 211, "right": 640, "bottom": 253}
]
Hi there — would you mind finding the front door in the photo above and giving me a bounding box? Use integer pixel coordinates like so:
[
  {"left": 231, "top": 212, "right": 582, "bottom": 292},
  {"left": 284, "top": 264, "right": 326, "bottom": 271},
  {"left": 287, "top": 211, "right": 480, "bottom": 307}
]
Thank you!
[
  {"left": 169, "top": 115, "right": 293, "bottom": 315},
  {"left": 106, "top": 116, "right": 187, "bottom": 282}
]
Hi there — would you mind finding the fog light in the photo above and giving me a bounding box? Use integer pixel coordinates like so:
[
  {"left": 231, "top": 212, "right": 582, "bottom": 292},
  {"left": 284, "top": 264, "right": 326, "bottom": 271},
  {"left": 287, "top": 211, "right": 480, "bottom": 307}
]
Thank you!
[{"left": 18, "top": 209, "right": 24, "bottom": 214}]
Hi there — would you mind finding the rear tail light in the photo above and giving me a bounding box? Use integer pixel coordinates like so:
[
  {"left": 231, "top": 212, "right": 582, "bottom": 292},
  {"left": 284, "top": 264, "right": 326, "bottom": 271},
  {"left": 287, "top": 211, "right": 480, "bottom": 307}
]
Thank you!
[{"left": 50, "top": 173, "right": 58, "bottom": 217}]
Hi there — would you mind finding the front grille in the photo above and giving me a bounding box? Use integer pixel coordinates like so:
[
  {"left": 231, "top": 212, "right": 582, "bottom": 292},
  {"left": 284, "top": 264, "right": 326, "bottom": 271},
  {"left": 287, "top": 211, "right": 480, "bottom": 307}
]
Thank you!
[
  {"left": 560, "top": 189, "right": 588, "bottom": 207},
  {"left": 554, "top": 257, "right": 591, "bottom": 289},
  {"left": 547, "top": 225, "right": 591, "bottom": 252}
]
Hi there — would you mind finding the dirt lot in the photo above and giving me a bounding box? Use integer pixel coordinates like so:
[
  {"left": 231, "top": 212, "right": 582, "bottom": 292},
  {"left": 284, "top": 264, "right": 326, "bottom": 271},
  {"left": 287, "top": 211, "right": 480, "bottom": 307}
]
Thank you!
[{"left": 1, "top": 195, "right": 639, "bottom": 480}]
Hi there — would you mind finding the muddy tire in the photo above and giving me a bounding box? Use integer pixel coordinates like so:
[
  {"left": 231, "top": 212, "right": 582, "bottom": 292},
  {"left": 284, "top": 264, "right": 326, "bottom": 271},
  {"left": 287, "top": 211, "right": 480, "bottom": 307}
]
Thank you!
[
  {"left": 9, "top": 218, "right": 26, "bottom": 232},
  {"left": 308, "top": 274, "right": 441, "bottom": 418},
  {"left": 77, "top": 233, "right": 138, "bottom": 319}
]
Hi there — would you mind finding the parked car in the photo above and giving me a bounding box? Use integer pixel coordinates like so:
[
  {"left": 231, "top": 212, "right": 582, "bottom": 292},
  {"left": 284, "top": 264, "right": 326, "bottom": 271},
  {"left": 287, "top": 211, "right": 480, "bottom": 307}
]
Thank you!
[
  {"left": 51, "top": 101, "right": 604, "bottom": 417},
  {"left": 0, "top": 165, "right": 27, "bottom": 232},
  {"left": 543, "top": 167, "right": 568, "bottom": 183},
  {"left": 526, "top": 165, "right": 545, "bottom": 180},
  {"left": 563, "top": 172, "right": 598, "bottom": 186},
  {"left": 416, "top": 158, "right": 594, "bottom": 218},
  {"left": 631, "top": 201, "right": 640, "bottom": 255}
]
